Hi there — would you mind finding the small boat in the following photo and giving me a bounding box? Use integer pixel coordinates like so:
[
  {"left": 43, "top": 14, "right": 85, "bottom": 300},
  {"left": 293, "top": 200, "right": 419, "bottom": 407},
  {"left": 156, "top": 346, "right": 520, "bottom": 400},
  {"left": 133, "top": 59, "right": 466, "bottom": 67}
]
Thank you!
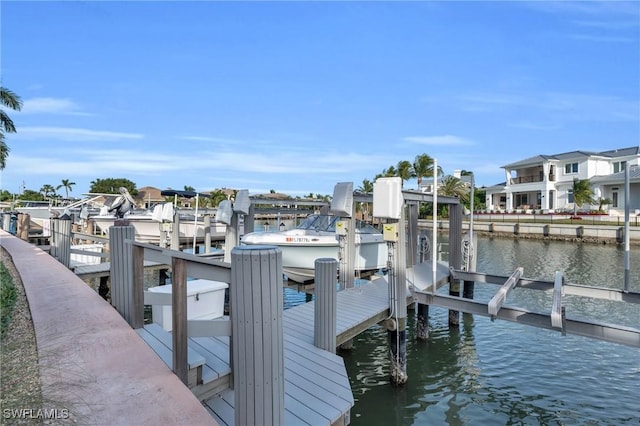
[
  {"left": 92, "top": 204, "right": 226, "bottom": 245},
  {"left": 241, "top": 214, "right": 388, "bottom": 283},
  {"left": 15, "top": 195, "right": 106, "bottom": 227}
]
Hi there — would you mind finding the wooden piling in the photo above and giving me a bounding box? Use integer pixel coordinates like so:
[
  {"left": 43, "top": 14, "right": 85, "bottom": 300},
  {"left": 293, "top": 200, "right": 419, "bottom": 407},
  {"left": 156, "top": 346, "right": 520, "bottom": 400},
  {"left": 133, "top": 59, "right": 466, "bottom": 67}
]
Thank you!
[
  {"left": 408, "top": 203, "right": 429, "bottom": 340},
  {"left": 2, "top": 213, "right": 10, "bottom": 232},
  {"left": 172, "top": 257, "right": 189, "bottom": 385},
  {"left": 52, "top": 217, "right": 72, "bottom": 268},
  {"left": 314, "top": 258, "right": 337, "bottom": 354},
  {"left": 171, "top": 213, "right": 180, "bottom": 250},
  {"left": 17, "top": 213, "right": 30, "bottom": 241},
  {"left": 389, "top": 208, "right": 408, "bottom": 385},
  {"left": 231, "top": 246, "right": 285, "bottom": 426},
  {"left": 448, "top": 204, "right": 462, "bottom": 327},
  {"left": 224, "top": 213, "right": 240, "bottom": 263},
  {"left": 109, "top": 225, "right": 135, "bottom": 324},
  {"left": 417, "top": 304, "right": 429, "bottom": 340},
  {"left": 204, "top": 214, "right": 212, "bottom": 253}
]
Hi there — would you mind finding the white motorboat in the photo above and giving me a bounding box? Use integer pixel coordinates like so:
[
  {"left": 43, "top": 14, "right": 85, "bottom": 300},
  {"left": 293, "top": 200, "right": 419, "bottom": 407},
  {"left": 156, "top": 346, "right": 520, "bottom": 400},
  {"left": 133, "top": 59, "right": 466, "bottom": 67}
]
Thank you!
[
  {"left": 241, "top": 214, "right": 388, "bottom": 283},
  {"left": 93, "top": 189, "right": 227, "bottom": 245},
  {"left": 15, "top": 195, "right": 106, "bottom": 227},
  {"left": 92, "top": 204, "right": 226, "bottom": 245}
]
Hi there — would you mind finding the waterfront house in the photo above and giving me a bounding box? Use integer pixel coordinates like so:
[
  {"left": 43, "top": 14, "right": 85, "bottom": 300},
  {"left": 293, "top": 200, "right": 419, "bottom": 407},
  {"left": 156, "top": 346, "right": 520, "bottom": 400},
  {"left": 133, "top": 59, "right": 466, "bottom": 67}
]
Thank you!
[{"left": 485, "top": 146, "right": 640, "bottom": 214}]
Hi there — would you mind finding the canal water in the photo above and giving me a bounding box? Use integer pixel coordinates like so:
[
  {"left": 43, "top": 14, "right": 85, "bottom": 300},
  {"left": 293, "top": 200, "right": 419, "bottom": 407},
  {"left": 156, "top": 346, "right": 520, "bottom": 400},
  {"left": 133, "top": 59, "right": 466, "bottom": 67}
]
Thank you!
[
  {"left": 131, "top": 234, "right": 639, "bottom": 424},
  {"left": 314, "top": 236, "right": 639, "bottom": 426}
]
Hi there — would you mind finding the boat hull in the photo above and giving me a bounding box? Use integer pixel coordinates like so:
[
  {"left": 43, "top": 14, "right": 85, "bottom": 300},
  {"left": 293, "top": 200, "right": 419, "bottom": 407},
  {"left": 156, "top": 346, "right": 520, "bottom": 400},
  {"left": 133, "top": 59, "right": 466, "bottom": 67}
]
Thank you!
[
  {"left": 92, "top": 215, "right": 226, "bottom": 244},
  {"left": 242, "top": 235, "right": 388, "bottom": 283}
]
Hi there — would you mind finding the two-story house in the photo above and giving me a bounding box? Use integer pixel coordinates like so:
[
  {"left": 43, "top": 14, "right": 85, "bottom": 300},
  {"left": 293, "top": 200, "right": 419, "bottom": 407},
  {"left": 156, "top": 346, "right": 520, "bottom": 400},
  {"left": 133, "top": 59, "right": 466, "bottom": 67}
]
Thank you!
[{"left": 485, "top": 146, "right": 640, "bottom": 214}]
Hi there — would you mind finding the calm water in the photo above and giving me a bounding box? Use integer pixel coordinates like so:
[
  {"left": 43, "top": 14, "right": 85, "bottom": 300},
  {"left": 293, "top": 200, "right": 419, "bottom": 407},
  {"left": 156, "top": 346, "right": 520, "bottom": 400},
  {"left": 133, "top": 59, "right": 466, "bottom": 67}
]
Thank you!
[
  {"left": 330, "top": 236, "right": 640, "bottom": 426},
  {"left": 129, "top": 235, "right": 639, "bottom": 424}
]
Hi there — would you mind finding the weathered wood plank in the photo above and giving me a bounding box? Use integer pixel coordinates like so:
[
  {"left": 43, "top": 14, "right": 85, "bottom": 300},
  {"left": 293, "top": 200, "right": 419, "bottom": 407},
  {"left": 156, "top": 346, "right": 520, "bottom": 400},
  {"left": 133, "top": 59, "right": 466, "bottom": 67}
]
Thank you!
[{"left": 172, "top": 257, "right": 189, "bottom": 385}]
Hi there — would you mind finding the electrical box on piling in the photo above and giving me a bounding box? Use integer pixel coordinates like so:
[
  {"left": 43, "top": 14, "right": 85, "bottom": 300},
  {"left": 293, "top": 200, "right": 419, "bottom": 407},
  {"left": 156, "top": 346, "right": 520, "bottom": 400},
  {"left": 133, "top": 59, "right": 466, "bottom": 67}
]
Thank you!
[
  {"left": 336, "top": 220, "right": 348, "bottom": 236},
  {"left": 383, "top": 223, "right": 399, "bottom": 242},
  {"left": 373, "top": 177, "right": 403, "bottom": 219}
]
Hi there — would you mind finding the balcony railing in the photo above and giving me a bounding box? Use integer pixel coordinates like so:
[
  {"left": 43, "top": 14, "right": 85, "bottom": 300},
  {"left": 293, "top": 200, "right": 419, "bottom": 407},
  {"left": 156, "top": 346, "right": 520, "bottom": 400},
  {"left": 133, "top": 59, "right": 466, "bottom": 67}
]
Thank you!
[{"left": 509, "top": 175, "right": 543, "bottom": 184}]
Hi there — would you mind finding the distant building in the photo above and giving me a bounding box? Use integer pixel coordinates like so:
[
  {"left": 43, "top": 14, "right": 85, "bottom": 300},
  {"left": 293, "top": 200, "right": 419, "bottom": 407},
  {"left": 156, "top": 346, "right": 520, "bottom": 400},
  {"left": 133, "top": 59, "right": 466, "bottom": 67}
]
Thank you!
[
  {"left": 485, "top": 146, "right": 640, "bottom": 215},
  {"left": 136, "top": 186, "right": 165, "bottom": 209}
]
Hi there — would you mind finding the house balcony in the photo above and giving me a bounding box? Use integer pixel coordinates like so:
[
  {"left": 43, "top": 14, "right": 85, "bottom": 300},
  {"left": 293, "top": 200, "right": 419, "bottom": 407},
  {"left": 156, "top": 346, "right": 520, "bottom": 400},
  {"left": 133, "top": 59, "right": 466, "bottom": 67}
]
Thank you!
[{"left": 509, "top": 175, "right": 543, "bottom": 185}]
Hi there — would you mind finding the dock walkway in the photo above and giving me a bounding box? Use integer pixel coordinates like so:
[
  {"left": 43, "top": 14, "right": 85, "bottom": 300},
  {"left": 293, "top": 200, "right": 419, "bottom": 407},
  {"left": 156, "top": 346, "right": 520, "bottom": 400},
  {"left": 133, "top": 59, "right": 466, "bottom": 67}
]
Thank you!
[{"left": 137, "top": 265, "right": 451, "bottom": 426}]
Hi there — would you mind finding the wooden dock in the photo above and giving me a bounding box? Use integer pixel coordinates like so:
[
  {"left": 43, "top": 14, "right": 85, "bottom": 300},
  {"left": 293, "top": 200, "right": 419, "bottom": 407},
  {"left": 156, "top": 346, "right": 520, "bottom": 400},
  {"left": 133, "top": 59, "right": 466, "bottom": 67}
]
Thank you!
[{"left": 135, "top": 266, "right": 451, "bottom": 426}]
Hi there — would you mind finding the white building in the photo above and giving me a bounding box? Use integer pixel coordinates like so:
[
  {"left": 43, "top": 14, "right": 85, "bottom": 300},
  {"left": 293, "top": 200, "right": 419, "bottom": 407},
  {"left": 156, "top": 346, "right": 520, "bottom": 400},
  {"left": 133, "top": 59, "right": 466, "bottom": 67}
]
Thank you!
[{"left": 485, "top": 146, "right": 640, "bottom": 215}]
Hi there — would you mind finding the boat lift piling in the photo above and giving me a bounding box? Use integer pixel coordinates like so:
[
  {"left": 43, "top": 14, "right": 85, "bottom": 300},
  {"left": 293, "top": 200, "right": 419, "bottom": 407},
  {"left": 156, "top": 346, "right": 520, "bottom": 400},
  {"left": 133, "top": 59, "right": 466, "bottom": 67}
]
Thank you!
[
  {"left": 408, "top": 202, "right": 430, "bottom": 341},
  {"left": 374, "top": 177, "right": 408, "bottom": 385},
  {"left": 332, "top": 182, "right": 357, "bottom": 350}
]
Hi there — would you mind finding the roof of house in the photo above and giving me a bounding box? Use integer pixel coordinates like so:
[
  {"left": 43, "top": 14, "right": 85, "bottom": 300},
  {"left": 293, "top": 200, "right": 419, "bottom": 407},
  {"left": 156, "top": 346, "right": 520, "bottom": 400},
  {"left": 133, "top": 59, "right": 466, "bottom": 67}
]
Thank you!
[
  {"left": 502, "top": 146, "right": 640, "bottom": 169},
  {"left": 136, "top": 186, "right": 164, "bottom": 201},
  {"left": 591, "top": 165, "right": 640, "bottom": 184}
]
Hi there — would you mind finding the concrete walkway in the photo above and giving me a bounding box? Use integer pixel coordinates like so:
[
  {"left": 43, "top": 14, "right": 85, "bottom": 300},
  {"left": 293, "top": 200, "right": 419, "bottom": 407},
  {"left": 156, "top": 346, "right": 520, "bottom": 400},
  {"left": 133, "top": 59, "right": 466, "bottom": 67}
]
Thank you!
[{"left": 0, "top": 231, "right": 216, "bottom": 425}]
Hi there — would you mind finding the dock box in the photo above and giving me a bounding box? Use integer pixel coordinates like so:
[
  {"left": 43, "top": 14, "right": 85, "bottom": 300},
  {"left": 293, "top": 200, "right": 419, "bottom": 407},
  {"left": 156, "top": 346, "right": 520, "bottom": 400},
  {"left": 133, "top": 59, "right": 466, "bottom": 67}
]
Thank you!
[{"left": 148, "top": 279, "right": 228, "bottom": 331}]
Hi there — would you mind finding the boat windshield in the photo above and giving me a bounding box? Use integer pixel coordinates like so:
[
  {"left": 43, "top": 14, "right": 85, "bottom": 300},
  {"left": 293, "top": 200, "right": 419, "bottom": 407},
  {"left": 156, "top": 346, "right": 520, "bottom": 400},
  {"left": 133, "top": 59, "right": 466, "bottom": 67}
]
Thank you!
[{"left": 296, "top": 214, "right": 380, "bottom": 234}]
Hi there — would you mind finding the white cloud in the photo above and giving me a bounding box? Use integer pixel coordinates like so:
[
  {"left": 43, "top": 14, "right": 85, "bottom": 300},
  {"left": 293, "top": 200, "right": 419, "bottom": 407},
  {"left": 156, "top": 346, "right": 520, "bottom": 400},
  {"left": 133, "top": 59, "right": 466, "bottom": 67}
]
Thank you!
[
  {"left": 15, "top": 127, "right": 144, "bottom": 141},
  {"left": 403, "top": 135, "right": 473, "bottom": 146},
  {"left": 20, "top": 97, "right": 90, "bottom": 116}
]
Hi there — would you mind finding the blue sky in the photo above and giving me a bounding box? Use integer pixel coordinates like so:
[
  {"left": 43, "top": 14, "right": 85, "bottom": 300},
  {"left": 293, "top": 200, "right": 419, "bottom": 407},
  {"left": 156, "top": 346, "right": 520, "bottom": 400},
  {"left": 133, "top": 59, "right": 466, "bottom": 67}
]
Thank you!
[{"left": 2, "top": 1, "right": 639, "bottom": 198}]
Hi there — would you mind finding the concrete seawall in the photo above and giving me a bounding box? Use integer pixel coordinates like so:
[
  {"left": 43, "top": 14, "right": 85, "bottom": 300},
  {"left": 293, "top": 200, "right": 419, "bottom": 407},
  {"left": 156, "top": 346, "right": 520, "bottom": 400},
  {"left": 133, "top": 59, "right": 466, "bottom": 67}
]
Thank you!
[
  {"left": 0, "top": 230, "right": 217, "bottom": 425},
  {"left": 419, "top": 220, "right": 640, "bottom": 245}
]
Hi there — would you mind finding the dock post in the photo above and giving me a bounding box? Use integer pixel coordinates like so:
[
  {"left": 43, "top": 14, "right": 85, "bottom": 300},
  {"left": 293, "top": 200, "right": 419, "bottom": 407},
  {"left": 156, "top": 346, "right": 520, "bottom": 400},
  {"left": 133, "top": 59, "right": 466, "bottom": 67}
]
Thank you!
[
  {"left": 224, "top": 213, "right": 240, "bottom": 263},
  {"left": 131, "top": 244, "right": 145, "bottom": 329},
  {"left": 2, "top": 213, "right": 10, "bottom": 231},
  {"left": 389, "top": 208, "right": 408, "bottom": 385},
  {"left": 408, "top": 203, "right": 429, "bottom": 340},
  {"left": 52, "top": 216, "right": 72, "bottom": 268},
  {"left": 231, "top": 246, "right": 285, "bottom": 426},
  {"left": 170, "top": 213, "right": 180, "bottom": 250},
  {"left": 17, "top": 213, "right": 30, "bottom": 241},
  {"left": 109, "top": 224, "right": 135, "bottom": 325},
  {"left": 314, "top": 258, "right": 337, "bottom": 353},
  {"left": 448, "top": 204, "right": 463, "bottom": 327},
  {"left": 171, "top": 257, "right": 189, "bottom": 385},
  {"left": 244, "top": 203, "right": 255, "bottom": 234},
  {"left": 49, "top": 218, "right": 58, "bottom": 259},
  {"left": 204, "top": 214, "right": 212, "bottom": 253}
]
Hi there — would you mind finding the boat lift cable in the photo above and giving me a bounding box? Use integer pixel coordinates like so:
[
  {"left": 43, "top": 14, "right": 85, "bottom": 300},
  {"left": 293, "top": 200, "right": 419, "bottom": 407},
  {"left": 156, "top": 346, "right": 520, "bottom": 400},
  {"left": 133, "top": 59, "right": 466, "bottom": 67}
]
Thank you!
[
  {"left": 385, "top": 240, "right": 397, "bottom": 320},
  {"left": 338, "top": 234, "right": 346, "bottom": 290}
]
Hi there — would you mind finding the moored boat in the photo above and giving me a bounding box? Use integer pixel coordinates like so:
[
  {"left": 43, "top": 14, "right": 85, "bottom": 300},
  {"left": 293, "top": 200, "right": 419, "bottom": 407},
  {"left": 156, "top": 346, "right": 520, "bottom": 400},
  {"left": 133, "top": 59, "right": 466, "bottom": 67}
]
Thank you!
[{"left": 241, "top": 213, "right": 388, "bottom": 283}]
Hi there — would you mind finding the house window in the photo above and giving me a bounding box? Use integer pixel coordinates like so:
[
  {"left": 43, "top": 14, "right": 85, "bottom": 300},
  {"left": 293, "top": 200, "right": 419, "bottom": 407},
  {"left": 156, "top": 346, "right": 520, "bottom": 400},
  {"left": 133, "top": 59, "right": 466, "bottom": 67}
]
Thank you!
[
  {"left": 613, "top": 161, "right": 626, "bottom": 173},
  {"left": 564, "top": 162, "right": 578, "bottom": 174},
  {"left": 612, "top": 188, "right": 619, "bottom": 208},
  {"left": 568, "top": 189, "right": 574, "bottom": 203}
]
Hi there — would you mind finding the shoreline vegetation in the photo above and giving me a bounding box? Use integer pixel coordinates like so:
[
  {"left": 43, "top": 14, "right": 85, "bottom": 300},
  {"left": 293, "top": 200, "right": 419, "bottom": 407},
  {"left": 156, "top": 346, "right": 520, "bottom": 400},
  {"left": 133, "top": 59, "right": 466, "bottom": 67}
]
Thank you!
[{"left": 0, "top": 248, "right": 44, "bottom": 425}]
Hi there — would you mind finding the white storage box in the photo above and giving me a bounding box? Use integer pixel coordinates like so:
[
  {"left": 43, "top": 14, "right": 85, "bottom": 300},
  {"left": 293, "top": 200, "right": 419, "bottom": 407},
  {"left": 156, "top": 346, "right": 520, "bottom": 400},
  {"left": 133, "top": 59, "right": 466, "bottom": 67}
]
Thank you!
[{"left": 148, "top": 279, "right": 228, "bottom": 331}]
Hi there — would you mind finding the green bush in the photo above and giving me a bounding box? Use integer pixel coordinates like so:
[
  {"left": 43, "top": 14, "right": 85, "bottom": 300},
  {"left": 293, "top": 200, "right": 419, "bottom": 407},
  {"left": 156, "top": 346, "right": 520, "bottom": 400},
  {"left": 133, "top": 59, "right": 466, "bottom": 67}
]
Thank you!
[{"left": 0, "top": 262, "right": 17, "bottom": 339}]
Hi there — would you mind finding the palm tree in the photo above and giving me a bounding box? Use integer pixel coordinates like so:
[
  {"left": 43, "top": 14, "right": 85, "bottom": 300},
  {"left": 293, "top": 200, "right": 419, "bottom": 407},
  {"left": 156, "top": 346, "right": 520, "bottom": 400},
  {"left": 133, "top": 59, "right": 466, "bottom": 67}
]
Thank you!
[
  {"left": 597, "top": 197, "right": 612, "bottom": 213},
  {"left": 39, "top": 184, "right": 57, "bottom": 200},
  {"left": 0, "top": 87, "right": 23, "bottom": 169},
  {"left": 413, "top": 153, "right": 442, "bottom": 189},
  {"left": 571, "top": 178, "right": 595, "bottom": 215},
  {"left": 396, "top": 160, "right": 415, "bottom": 186},
  {"left": 439, "top": 175, "right": 470, "bottom": 202},
  {"left": 382, "top": 166, "right": 397, "bottom": 177},
  {"left": 57, "top": 179, "right": 76, "bottom": 200}
]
